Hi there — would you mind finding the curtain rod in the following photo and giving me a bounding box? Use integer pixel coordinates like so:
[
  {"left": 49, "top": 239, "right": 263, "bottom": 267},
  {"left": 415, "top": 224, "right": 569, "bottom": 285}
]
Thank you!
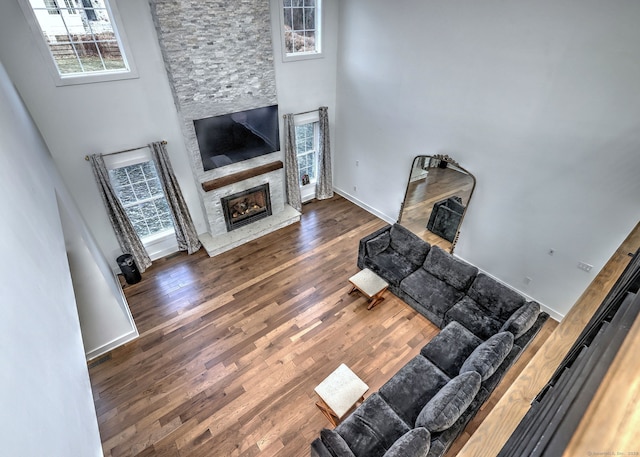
[
  {"left": 84, "top": 140, "right": 167, "bottom": 161},
  {"left": 283, "top": 108, "right": 319, "bottom": 118}
]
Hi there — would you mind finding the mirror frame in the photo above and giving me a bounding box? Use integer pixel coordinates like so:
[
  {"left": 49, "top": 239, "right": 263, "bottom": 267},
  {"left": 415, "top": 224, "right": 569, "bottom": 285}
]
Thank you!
[{"left": 397, "top": 154, "right": 476, "bottom": 253}]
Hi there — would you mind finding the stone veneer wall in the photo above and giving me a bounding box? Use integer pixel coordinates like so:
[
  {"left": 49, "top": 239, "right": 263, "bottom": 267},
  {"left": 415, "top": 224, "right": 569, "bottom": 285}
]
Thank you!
[{"left": 149, "top": 0, "right": 283, "bottom": 235}]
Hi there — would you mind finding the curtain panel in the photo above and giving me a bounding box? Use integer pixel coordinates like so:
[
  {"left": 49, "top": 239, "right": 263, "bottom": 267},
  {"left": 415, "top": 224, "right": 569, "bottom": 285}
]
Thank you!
[
  {"left": 88, "top": 154, "right": 152, "bottom": 272},
  {"left": 283, "top": 113, "right": 302, "bottom": 212},
  {"left": 149, "top": 141, "right": 201, "bottom": 255},
  {"left": 316, "top": 106, "right": 334, "bottom": 200}
]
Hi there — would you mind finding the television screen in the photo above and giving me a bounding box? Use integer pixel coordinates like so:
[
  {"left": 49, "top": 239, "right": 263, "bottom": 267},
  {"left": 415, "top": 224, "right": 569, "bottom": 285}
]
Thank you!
[{"left": 194, "top": 105, "right": 280, "bottom": 171}]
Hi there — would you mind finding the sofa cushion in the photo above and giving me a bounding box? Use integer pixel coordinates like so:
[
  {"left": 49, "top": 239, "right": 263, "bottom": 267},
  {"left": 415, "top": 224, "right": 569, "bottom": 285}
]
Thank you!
[
  {"left": 422, "top": 246, "right": 478, "bottom": 291},
  {"left": 415, "top": 371, "right": 482, "bottom": 432},
  {"left": 420, "top": 321, "right": 483, "bottom": 378},
  {"left": 467, "top": 274, "right": 526, "bottom": 321},
  {"left": 500, "top": 301, "right": 541, "bottom": 339},
  {"left": 401, "top": 269, "right": 464, "bottom": 321},
  {"left": 336, "top": 393, "right": 410, "bottom": 457},
  {"left": 365, "top": 250, "right": 417, "bottom": 287},
  {"left": 320, "top": 429, "right": 356, "bottom": 457},
  {"left": 366, "top": 231, "right": 391, "bottom": 258},
  {"left": 444, "top": 296, "right": 503, "bottom": 340},
  {"left": 460, "top": 331, "right": 514, "bottom": 381},
  {"left": 382, "top": 428, "right": 431, "bottom": 457},
  {"left": 379, "top": 355, "right": 450, "bottom": 426},
  {"left": 389, "top": 224, "right": 430, "bottom": 267}
]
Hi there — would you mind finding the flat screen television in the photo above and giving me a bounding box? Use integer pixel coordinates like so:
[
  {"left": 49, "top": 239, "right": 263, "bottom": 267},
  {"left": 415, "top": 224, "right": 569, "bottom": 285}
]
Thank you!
[{"left": 194, "top": 105, "right": 280, "bottom": 171}]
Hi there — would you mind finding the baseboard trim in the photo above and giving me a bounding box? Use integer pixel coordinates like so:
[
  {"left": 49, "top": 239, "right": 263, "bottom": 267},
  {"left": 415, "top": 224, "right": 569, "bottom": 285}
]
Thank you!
[
  {"left": 333, "top": 187, "right": 396, "bottom": 224},
  {"left": 85, "top": 272, "right": 140, "bottom": 361},
  {"left": 86, "top": 329, "right": 139, "bottom": 361},
  {"left": 454, "top": 253, "right": 564, "bottom": 322}
]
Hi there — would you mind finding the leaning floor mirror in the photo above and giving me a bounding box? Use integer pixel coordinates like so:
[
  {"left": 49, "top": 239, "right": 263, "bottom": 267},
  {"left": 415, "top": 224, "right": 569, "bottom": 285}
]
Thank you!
[{"left": 397, "top": 155, "right": 476, "bottom": 253}]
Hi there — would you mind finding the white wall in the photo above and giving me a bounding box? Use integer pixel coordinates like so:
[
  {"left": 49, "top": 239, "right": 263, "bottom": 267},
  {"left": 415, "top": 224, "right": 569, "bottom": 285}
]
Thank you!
[
  {"left": 0, "top": 0, "right": 207, "bottom": 269},
  {"left": 269, "top": 0, "right": 339, "bottom": 186},
  {"left": 335, "top": 0, "right": 640, "bottom": 318},
  {"left": 58, "top": 196, "right": 138, "bottom": 360},
  {"left": 0, "top": 61, "right": 102, "bottom": 456},
  {"left": 270, "top": 0, "right": 339, "bottom": 117}
]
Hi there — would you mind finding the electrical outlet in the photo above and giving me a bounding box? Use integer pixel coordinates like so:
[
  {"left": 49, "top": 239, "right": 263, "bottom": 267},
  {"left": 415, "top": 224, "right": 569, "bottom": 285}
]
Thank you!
[
  {"left": 353, "top": 185, "right": 357, "bottom": 192},
  {"left": 577, "top": 262, "right": 593, "bottom": 272}
]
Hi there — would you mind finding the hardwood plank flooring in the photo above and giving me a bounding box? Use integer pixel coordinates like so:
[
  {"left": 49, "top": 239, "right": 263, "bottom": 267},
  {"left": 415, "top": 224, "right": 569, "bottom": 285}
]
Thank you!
[{"left": 89, "top": 195, "right": 555, "bottom": 457}]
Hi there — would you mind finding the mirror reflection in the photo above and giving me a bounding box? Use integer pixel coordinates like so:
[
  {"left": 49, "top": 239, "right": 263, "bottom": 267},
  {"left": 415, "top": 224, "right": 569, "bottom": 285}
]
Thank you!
[{"left": 398, "top": 155, "right": 475, "bottom": 252}]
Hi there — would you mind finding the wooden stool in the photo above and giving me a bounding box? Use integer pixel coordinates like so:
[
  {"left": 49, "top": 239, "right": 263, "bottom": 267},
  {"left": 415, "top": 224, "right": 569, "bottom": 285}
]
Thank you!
[
  {"left": 314, "top": 364, "right": 369, "bottom": 427},
  {"left": 348, "top": 268, "right": 389, "bottom": 309}
]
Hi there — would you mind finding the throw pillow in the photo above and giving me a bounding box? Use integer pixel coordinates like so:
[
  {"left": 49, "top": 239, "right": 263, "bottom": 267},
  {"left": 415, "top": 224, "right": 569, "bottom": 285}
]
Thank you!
[
  {"left": 320, "top": 428, "right": 356, "bottom": 457},
  {"left": 500, "top": 301, "right": 540, "bottom": 339},
  {"left": 382, "top": 428, "right": 431, "bottom": 457},
  {"left": 366, "top": 231, "right": 391, "bottom": 257},
  {"left": 415, "top": 371, "right": 481, "bottom": 432},
  {"left": 459, "top": 332, "right": 514, "bottom": 381}
]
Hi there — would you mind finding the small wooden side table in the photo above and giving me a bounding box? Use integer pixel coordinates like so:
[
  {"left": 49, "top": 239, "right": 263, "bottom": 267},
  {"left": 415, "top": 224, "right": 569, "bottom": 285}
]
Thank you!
[
  {"left": 348, "top": 268, "right": 389, "bottom": 310},
  {"left": 314, "top": 363, "right": 369, "bottom": 427}
]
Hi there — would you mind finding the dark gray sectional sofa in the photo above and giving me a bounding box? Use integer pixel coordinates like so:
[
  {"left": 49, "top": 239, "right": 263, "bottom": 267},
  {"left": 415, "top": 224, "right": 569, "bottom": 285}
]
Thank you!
[{"left": 311, "top": 224, "right": 549, "bottom": 457}]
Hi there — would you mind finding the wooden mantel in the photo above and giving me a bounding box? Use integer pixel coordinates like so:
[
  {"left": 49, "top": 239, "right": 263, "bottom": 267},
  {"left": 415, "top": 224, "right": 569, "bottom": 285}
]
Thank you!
[{"left": 201, "top": 161, "right": 283, "bottom": 192}]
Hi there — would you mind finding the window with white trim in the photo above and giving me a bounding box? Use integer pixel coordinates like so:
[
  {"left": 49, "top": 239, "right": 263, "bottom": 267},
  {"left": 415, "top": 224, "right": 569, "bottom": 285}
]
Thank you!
[
  {"left": 108, "top": 161, "right": 175, "bottom": 243},
  {"left": 281, "top": 0, "right": 322, "bottom": 60},
  {"left": 21, "top": 0, "right": 136, "bottom": 85},
  {"left": 295, "top": 120, "right": 319, "bottom": 187}
]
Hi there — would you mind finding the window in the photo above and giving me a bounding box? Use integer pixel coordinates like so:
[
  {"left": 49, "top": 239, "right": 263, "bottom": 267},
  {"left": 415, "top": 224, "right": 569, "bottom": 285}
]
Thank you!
[
  {"left": 21, "top": 0, "right": 136, "bottom": 85},
  {"left": 108, "top": 161, "right": 175, "bottom": 242},
  {"left": 44, "top": 0, "right": 60, "bottom": 14},
  {"left": 281, "top": 0, "right": 321, "bottom": 60},
  {"left": 295, "top": 121, "right": 319, "bottom": 187}
]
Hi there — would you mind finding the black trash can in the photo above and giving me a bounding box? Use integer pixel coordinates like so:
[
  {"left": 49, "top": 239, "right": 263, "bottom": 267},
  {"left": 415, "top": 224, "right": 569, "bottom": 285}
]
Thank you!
[{"left": 117, "top": 254, "right": 141, "bottom": 285}]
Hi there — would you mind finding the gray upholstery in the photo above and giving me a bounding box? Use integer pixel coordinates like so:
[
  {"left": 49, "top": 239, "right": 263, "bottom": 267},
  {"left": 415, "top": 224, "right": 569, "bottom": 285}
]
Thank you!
[
  {"left": 415, "top": 371, "right": 482, "bottom": 432},
  {"left": 379, "top": 355, "right": 450, "bottom": 426},
  {"left": 467, "top": 273, "right": 526, "bottom": 321},
  {"left": 366, "top": 250, "right": 420, "bottom": 287},
  {"left": 401, "top": 269, "right": 464, "bottom": 323},
  {"left": 427, "top": 196, "right": 465, "bottom": 243},
  {"left": 383, "top": 428, "right": 431, "bottom": 457},
  {"left": 334, "top": 393, "right": 410, "bottom": 457},
  {"left": 444, "top": 296, "right": 503, "bottom": 340},
  {"left": 460, "top": 332, "right": 514, "bottom": 381},
  {"left": 313, "top": 226, "right": 551, "bottom": 457},
  {"left": 359, "top": 224, "right": 429, "bottom": 287},
  {"left": 389, "top": 224, "right": 431, "bottom": 267},
  {"left": 366, "top": 231, "right": 390, "bottom": 258},
  {"left": 501, "top": 301, "right": 541, "bottom": 338},
  {"left": 423, "top": 246, "right": 478, "bottom": 291},
  {"left": 420, "top": 321, "right": 483, "bottom": 378},
  {"left": 320, "top": 429, "right": 355, "bottom": 457}
]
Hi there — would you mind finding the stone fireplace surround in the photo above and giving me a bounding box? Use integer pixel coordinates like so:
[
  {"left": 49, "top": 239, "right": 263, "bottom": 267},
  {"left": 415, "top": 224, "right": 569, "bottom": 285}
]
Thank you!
[
  {"left": 196, "top": 152, "right": 300, "bottom": 257},
  {"left": 150, "top": 0, "right": 301, "bottom": 257}
]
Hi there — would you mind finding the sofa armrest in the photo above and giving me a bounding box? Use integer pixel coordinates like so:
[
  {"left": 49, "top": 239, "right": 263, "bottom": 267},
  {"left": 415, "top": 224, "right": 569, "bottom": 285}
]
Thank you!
[
  {"left": 500, "top": 301, "right": 541, "bottom": 339},
  {"left": 357, "top": 224, "right": 392, "bottom": 270},
  {"left": 311, "top": 437, "right": 336, "bottom": 457}
]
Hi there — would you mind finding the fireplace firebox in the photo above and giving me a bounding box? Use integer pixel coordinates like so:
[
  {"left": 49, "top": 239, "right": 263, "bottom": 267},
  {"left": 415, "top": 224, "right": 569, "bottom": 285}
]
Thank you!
[{"left": 221, "top": 184, "right": 272, "bottom": 231}]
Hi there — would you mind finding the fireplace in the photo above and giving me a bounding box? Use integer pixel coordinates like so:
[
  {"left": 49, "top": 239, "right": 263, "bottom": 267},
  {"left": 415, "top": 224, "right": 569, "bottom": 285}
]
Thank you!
[{"left": 221, "top": 184, "right": 272, "bottom": 231}]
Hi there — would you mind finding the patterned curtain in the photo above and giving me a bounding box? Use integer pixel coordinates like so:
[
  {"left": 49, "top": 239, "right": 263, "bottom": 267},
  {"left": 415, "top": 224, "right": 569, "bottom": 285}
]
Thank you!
[
  {"left": 149, "top": 141, "right": 201, "bottom": 255},
  {"left": 88, "top": 154, "right": 152, "bottom": 272},
  {"left": 283, "top": 113, "right": 302, "bottom": 212},
  {"left": 316, "top": 106, "right": 334, "bottom": 200}
]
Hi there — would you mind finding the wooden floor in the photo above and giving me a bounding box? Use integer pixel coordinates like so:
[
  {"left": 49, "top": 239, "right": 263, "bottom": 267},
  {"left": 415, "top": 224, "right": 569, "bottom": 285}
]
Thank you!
[
  {"left": 89, "top": 195, "right": 555, "bottom": 457},
  {"left": 399, "top": 166, "right": 474, "bottom": 251}
]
